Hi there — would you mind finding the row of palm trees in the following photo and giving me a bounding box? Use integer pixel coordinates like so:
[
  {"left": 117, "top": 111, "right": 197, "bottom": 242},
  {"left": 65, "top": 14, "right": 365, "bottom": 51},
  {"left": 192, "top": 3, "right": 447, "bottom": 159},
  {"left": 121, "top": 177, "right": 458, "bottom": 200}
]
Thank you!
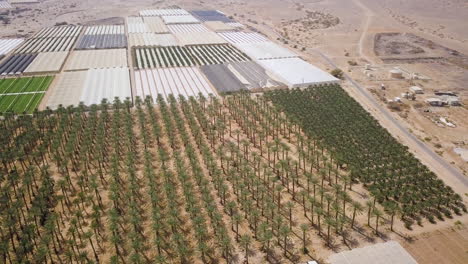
[{"left": 265, "top": 86, "right": 466, "bottom": 226}]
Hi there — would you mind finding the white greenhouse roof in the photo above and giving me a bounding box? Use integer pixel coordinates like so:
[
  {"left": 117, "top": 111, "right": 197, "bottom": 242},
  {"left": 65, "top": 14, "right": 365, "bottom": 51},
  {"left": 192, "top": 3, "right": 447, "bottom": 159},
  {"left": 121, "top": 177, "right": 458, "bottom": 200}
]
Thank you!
[
  {"left": 140, "top": 9, "right": 190, "bottom": 17},
  {"left": 257, "top": 58, "right": 339, "bottom": 88},
  {"left": 24, "top": 51, "right": 68, "bottom": 73},
  {"left": 162, "top": 15, "right": 200, "bottom": 24},
  {"left": 80, "top": 67, "right": 132, "bottom": 106},
  {"left": 328, "top": 241, "right": 417, "bottom": 264},
  {"left": 65, "top": 49, "right": 127, "bottom": 71},
  {"left": 0, "top": 38, "right": 24, "bottom": 56},
  {"left": 234, "top": 41, "right": 298, "bottom": 60},
  {"left": 129, "top": 33, "right": 179, "bottom": 47}
]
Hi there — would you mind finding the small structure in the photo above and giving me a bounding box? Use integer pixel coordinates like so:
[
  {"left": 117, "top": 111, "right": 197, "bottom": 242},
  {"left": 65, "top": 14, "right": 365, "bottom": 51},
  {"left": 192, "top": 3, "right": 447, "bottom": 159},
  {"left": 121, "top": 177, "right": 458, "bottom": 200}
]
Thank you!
[
  {"left": 365, "top": 64, "right": 371, "bottom": 70},
  {"left": 435, "top": 91, "right": 457, "bottom": 96},
  {"left": 394, "top": 97, "right": 402, "bottom": 103},
  {"left": 426, "top": 98, "right": 443, "bottom": 106},
  {"left": 410, "top": 86, "right": 423, "bottom": 94},
  {"left": 389, "top": 68, "right": 403, "bottom": 79},
  {"left": 442, "top": 96, "right": 461, "bottom": 106}
]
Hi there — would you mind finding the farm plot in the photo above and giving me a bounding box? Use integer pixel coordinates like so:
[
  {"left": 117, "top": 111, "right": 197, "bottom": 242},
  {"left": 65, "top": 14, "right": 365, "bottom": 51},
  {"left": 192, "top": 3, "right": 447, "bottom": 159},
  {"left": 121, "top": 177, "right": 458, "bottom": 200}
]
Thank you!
[
  {"left": 75, "top": 34, "right": 127, "bottom": 49},
  {"left": 135, "top": 46, "right": 196, "bottom": 68},
  {"left": 218, "top": 31, "right": 268, "bottom": 44},
  {"left": 139, "top": 8, "right": 190, "bottom": 16},
  {"left": 127, "top": 17, "right": 150, "bottom": 33},
  {"left": 0, "top": 38, "right": 24, "bottom": 56},
  {"left": 84, "top": 25, "right": 125, "bottom": 35},
  {"left": 80, "top": 67, "right": 131, "bottom": 105},
  {"left": 65, "top": 49, "right": 127, "bottom": 71},
  {"left": 200, "top": 64, "right": 246, "bottom": 93},
  {"left": 174, "top": 32, "right": 228, "bottom": 45},
  {"left": 190, "top": 10, "right": 232, "bottom": 22},
  {"left": 234, "top": 41, "right": 298, "bottom": 60},
  {"left": 225, "top": 22, "right": 244, "bottom": 28},
  {"left": 224, "top": 61, "right": 284, "bottom": 90},
  {"left": 134, "top": 44, "right": 250, "bottom": 69},
  {"left": 0, "top": 54, "right": 37, "bottom": 75},
  {"left": 204, "top": 21, "right": 235, "bottom": 32},
  {"left": 257, "top": 57, "right": 339, "bottom": 88},
  {"left": 134, "top": 67, "right": 216, "bottom": 102},
  {"left": 162, "top": 15, "right": 199, "bottom": 24},
  {"left": 33, "top": 25, "right": 83, "bottom": 38},
  {"left": 200, "top": 61, "right": 285, "bottom": 93},
  {"left": 129, "top": 33, "right": 178, "bottom": 47},
  {"left": 15, "top": 36, "right": 77, "bottom": 53},
  {"left": 24, "top": 51, "right": 68, "bottom": 74},
  {"left": 168, "top": 23, "right": 210, "bottom": 33},
  {"left": 0, "top": 76, "right": 53, "bottom": 114},
  {"left": 45, "top": 71, "right": 86, "bottom": 109},
  {"left": 143, "top": 17, "right": 169, "bottom": 33},
  {"left": 0, "top": 1, "right": 12, "bottom": 8}
]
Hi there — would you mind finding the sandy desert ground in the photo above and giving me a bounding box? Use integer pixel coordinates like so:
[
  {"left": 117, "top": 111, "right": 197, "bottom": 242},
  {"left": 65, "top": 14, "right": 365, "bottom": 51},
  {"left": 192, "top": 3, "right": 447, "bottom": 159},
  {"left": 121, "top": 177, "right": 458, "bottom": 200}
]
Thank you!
[{"left": 1, "top": 0, "right": 467, "bottom": 262}]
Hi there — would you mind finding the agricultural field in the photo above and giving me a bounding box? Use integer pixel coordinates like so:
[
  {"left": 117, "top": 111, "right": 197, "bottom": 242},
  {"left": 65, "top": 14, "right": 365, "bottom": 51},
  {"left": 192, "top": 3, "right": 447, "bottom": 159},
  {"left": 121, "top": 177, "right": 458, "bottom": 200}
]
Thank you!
[
  {"left": 24, "top": 52, "right": 68, "bottom": 74},
  {"left": 0, "top": 76, "right": 53, "bottom": 114},
  {"left": 75, "top": 25, "right": 127, "bottom": 50},
  {"left": 0, "top": 54, "right": 37, "bottom": 76},
  {"left": 0, "top": 85, "right": 464, "bottom": 263},
  {"left": 14, "top": 37, "right": 78, "bottom": 53},
  {"left": 190, "top": 10, "right": 233, "bottom": 23},
  {"left": 33, "top": 26, "right": 83, "bottom": 38},
  {"left": 0, "top": 39, "right": 24, "bottom": 57},
  {"left": 134, "top": 67, "right": 216, "bottom": 101},
  {"left": 219, "top": 32, "right": 269, "bottom": 44},
  {"left": 128, "top": 33, "right": 178, "bottom": 47},
  {"left": 65, "top": 49, "right": 127, "bottom": 71},
  {"left": 134, "top": 44, "right": 250, "bottom": 69}
]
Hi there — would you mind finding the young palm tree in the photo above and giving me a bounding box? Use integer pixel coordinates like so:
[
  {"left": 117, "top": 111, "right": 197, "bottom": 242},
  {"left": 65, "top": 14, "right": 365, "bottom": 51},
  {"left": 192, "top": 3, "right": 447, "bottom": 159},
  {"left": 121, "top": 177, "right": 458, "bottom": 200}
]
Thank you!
[
  {"left": 300, "top": 223, "right": 309, "bottom": 253},
  {"left": 240, "top": 234, "right": 252, "bottom": 264}
]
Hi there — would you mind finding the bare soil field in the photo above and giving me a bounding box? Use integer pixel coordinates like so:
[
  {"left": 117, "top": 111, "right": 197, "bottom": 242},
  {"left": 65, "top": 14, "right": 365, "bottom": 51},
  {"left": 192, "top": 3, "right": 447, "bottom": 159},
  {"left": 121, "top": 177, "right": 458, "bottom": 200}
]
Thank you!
[{"left": 401, "top": 224, "right": 468, "bottom": 264}]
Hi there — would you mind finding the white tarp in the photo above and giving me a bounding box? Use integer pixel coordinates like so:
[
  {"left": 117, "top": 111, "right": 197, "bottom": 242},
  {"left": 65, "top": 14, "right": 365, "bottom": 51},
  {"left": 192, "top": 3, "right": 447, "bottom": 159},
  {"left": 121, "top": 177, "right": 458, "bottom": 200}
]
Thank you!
[
  {"left": 162, "top": 15, "right": 200, "bottom": 24},
  {"left": 66, "top": 49, "right": 127, "bottom": 71},
  {"left": 257, "top": 58, "right": 340, "bottom": 88},
  {"left": 234, "top": 41, "right": 297, "bottom": 60},
  {"left": 0, "top": 38, "right": 24, "bottom": 56},
  {"left": 80, "top": 67, "right": 132, "bottom": 105}
]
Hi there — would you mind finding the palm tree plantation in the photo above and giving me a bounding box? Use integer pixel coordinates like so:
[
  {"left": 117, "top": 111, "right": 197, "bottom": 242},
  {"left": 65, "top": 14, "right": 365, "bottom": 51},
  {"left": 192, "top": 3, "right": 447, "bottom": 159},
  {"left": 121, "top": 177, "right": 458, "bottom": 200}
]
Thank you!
[{"left": 0, "top": 85, "right": 465, "bottom": 263}]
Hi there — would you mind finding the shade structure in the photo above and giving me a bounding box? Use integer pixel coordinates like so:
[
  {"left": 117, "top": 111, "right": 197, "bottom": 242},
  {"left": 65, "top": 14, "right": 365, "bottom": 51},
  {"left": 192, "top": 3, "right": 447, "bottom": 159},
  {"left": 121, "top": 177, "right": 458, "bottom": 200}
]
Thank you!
[
  {"left": 140, "top": 9, "right": 190, "bottom": 16},
  {"left": 162, "top": 15, "right": 200, "bottom": 24},
  {"left": 201, "top": 61, "right": 284, "bottom": 93},
  {"left": 0, "top": 38, "right": 24, "bottom": 56},
  {"left": 168, "top": 24, "right": 210, "bottom": 33},
  {"left": 234, "top": 41, "right": 298, "bottom": 60},
  {"left": 0, "top": 1, "right": 12, "bottom": 8},
  {"left": 134, "top": 67, "right": 217, "bottom": 102},
  {"left": 204, "top": 21, "right": 235, "bottom": 32},
  {"left": 257, "top": 58, "right": 340, "bottom": 88},
  {"left": 80, "top": 67, "right": 132, "bottom": 106},
  {"left": 134, "top": 44, "right": 250, "bottom": 69},
  {"left": 129, "top": 33, "right": 178, "bottom": 47},
  {"left": 0, "top": 54, "right": 37, "bottom": 75},
  {"left": 173, "top": 32, "right": 228, "bottom": 46},
  {"left": 65, "top": 49, "right": 127, "bottom": 71},
  {"left": 33, "top": 25, "right": 83, "bottom": 38},
  {"left": 190, "top": 10, "right": 233, "bottom": 22},
  {"left": 46, "top": 71, "right": 87, "bottom": 109},
  {"left": 84, "top": 25, "right": 125, "bottom": 35},
  {"left": 15, "top": 37, "right": 77, "bottom": 53},
  {"left": 218, "top": 31, "right": 268, "bottom": 44},
  {"left": 75, "top": 34, "right": 127, "bottom": 50},
  {"left": 24, "top": 51, "right": 68, "bottom": 73},
  {"left": 142, "top": 17, "right": 169, "bottom": 33}
]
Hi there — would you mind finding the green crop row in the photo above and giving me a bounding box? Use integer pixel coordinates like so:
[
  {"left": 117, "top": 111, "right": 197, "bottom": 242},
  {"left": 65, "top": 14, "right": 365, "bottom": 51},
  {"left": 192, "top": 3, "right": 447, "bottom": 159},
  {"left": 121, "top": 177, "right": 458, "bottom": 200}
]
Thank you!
[
  {"left": 0, "top": 76, "right": 53, "bottom": 95},
  {"left": 0, "top": 76, "right": 54, "bottom": 114}
]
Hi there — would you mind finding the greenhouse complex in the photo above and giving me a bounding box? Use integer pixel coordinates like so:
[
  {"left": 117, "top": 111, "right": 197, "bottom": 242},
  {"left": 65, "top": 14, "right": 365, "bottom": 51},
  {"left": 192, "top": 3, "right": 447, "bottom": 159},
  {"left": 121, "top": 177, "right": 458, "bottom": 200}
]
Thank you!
[{"left": 0, "top": 7, "right": 339, "bottom": 114}]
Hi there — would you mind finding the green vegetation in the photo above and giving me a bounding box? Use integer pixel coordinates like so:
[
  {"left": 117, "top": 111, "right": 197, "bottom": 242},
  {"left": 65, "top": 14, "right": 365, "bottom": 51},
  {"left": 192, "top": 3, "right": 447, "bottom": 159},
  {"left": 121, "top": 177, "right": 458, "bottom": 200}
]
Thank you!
[
  {"left": 0, "top": 87, "right": 464, "bottom": 263},
  {"left": 0, "top": 76, "right": 54, "bottom": 114},
  {"left": 265, "top": 86, "right": 465, "bottom": 226}
]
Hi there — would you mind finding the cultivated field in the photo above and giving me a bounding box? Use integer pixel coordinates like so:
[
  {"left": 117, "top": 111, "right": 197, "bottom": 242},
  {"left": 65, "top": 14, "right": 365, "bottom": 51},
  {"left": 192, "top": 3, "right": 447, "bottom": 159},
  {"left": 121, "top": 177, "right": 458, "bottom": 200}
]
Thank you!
[
  {"left": 0, "top": 76, "right": 53, "bottom": 113},
  {"left": 1, "top": 86, "right": 465, "bottom": 263}
]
